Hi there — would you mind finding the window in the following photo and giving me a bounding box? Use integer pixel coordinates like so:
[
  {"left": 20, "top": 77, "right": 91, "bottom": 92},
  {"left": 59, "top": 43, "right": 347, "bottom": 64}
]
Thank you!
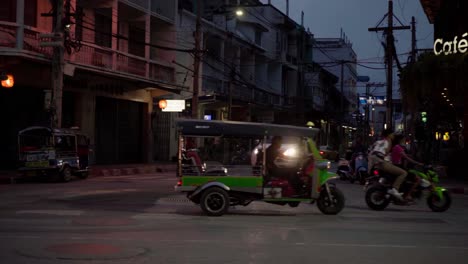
[
  {"left": 94, "top": 8, "right": 112, "bottom": 48},
  {"left": 128, "top": 25, "right": 145, "bottom": 57},
  {"left": 24, "top": 0, "right": 37, "bottom": 27},
  {"left": 0, "top": 0, "right": 16, "bottom": 22},
  {"left": 75, "top": 6, "right": 83, "bottom": 41},
  {"left": 255, "top": 30, "right": 262, "bottom": 46},
  {"left": 0, "top": 0, "right": 36, "bottom": 26}
]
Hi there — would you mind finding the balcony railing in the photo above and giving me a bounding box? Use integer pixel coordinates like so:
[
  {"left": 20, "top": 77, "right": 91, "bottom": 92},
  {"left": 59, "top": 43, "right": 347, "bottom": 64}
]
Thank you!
[
  {"left": 0, "top": 23, "right": 175, "bottom": 86},
  {"left": 0, "top": 22, "right": 53, "bottom": 58}
]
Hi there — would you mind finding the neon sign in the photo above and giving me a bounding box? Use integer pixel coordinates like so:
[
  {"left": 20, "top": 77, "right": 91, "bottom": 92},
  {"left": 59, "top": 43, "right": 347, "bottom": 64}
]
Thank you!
[{"left": 433, "top": 33, "right": 468, "bottom": 55}]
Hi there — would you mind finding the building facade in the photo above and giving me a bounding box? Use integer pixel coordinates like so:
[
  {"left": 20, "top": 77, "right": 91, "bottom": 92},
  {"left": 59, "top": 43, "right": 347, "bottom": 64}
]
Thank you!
[{"left": 0, "top": 0, "right": 182, "bottom": 168}]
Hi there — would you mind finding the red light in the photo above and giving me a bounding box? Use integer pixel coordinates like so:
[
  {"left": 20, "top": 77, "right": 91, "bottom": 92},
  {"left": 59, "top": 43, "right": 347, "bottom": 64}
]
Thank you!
[
  {"left": 305, "top": 163, "right": 315, "bottom": 175},
  {"left": 320, "top": 151, "right": 324, "bottom": 155},
  {"left": 373, "top": 170, "right": 379, "bottom": 176},
  {"left": 177, "top": 180, "right": 182, "bottom": 186}
]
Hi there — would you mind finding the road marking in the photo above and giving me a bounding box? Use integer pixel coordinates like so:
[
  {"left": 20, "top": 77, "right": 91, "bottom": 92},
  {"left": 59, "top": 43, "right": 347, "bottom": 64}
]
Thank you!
[{"left": 16, "top": 210, "right": 83, "bottom": 216}]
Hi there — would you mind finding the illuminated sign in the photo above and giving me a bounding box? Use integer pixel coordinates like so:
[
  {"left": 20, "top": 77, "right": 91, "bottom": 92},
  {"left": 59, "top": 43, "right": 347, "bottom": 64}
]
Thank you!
[
  {"left": 433, "top": 33, "right": 468, "bottom": 56},
  {"left": 359, "top": 96, "right": 386, "bottom": 105},
  {"left": 160, "top": 99, "right": 185, "bottom": 112}
]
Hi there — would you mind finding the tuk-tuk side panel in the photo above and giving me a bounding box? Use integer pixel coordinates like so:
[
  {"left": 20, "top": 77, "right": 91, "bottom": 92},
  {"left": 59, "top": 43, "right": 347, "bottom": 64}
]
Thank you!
[{"left": 182, "top": 176, "right": 263, "bottom": 188}]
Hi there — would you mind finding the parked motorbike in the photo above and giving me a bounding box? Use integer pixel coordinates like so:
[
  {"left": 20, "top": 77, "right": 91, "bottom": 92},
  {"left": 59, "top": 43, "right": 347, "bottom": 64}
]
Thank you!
[{"left": 364, "top": 164, "right": 451, "bottom": 212}]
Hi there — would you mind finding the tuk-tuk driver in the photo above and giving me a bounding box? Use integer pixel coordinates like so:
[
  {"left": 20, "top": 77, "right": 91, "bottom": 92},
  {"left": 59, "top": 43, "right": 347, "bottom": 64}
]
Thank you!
[{"left": 265, "top": 136, "right": 285, "bottom": 177}]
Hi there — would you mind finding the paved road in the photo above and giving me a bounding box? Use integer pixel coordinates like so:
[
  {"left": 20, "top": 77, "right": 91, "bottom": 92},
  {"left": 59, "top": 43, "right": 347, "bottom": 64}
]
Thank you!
[{"left": 0, "top": 171, "right": 467, "bottom": 264}]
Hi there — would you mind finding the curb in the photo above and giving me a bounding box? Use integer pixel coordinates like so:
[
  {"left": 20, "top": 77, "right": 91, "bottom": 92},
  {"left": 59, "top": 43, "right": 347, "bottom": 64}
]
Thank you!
[
  {"left": 0, "top": 164, "right": 177, "bottom": 184},
  {"left": 89, "top": 165, "right": 176, "bottom": 177}
]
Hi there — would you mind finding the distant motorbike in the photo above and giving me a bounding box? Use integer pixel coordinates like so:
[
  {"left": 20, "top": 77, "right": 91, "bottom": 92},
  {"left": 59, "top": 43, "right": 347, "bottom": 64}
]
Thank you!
[
  {"left": 350, "top": 152, "right": 368, "bottom": 185},
  {"left": 337, "top": 158, "right": 351, "bottom": 181},
  {"left": 364, "top": 164, "right": 451, "bottom": 212}
]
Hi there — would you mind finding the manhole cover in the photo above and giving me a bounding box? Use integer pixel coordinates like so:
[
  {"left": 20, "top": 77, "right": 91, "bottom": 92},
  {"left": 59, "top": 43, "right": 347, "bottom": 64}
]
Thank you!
[{"left": 16, "top": 243, "right": 147, "bottom": 260}]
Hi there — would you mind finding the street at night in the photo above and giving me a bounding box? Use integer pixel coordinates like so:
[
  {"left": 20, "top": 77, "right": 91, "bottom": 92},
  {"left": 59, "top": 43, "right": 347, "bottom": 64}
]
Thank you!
[
  {"left": 0, "top": 169, "right": 467, "bottom": 264},
  {"left": 0, "top": 0, "right": 466, "bottom": 263}
]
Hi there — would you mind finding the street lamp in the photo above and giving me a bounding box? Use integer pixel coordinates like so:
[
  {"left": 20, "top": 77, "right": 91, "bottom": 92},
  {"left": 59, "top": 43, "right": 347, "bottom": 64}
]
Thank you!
[{"left": 235, "top": 9, "right": 244, "bottom": 16}]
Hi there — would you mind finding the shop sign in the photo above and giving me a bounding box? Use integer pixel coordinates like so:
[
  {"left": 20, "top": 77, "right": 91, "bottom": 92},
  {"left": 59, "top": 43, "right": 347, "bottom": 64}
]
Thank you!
[
  {"left": 159, "top": 99, "right": 185, "bottom": 112},
  {"left": 433, "top": 33, "right": 468, "bottom": 56}
]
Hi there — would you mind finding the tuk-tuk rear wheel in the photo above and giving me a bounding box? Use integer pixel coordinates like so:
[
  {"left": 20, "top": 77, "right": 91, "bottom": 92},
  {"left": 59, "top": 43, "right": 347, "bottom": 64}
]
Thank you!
[{"left": 200, "top": 187, "right": 230, "bottom": 216}]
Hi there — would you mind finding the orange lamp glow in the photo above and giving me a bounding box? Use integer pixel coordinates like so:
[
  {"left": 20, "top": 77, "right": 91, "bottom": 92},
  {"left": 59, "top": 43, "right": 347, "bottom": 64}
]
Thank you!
[
  {"left": 158, "top": 99, "right": 167, "bottom": 109},
  {"left": 1, "top": 74, "right": 14, "bottom": 88}
]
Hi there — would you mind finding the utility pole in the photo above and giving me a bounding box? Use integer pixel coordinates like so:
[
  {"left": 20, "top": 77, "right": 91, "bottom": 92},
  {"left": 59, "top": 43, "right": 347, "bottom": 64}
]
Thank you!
[
  {"left": 411, "top": 16, "right": 416, "bottom": 64},
  {"left": 340, "top": 60, "right": 345, "bottom": 120},
  {"left": 228, "top": 66, "right": 235, "bottom": 120},
  {"left": 52, "top": 0, "right": 64, "bottom": 128},
  {"left": 192, "top": 0, "right": 202, "bottom": 119},
  {"left": 368, "top": 0, "right": 410, "bottom": 131}
]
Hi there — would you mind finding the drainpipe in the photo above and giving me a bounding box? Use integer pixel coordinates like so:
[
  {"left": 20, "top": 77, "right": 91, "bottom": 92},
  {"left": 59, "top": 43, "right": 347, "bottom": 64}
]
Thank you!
[{"left": 16, "top": 0, "right": 24, "bottom": 49}]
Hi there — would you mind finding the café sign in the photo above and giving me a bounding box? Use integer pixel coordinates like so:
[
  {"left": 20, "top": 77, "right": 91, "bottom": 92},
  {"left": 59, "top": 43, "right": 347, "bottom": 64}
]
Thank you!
[{"left": 433, "top": 33, "right": 468, "bottom": 56}]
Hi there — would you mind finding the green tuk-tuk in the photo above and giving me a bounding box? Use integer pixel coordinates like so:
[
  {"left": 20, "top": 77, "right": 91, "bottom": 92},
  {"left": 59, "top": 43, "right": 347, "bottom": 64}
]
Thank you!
[
  {"left": 174, "top": 119, "right": 345, "bottom": 216},
  {"left": 18, "top": 126, "right": 90, "bottom": 182}
]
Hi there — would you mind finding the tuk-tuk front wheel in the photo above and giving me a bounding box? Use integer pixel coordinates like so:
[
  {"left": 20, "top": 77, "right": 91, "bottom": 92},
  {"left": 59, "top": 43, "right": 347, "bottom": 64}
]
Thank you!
[
  {"left": 200, "top": 187, "right": 230, "bottom": 216},
  {"left": 317, "top": 186, "right": 345, "bottom": 215},
  {"left": 60, "top": 166, "right": 73, "bottom": 182}
]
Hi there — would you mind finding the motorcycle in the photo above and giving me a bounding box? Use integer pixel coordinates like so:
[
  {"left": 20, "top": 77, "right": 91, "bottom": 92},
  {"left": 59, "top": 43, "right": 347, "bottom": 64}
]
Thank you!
[
  {"left": 364, "top": 164, "right": 451, "bottom": 212},
  {"left": 337, "top": 158, "right": 351, "bottom": 181},
  {"left": 350, "top": 152, "right": 368, "bottom": 185}
]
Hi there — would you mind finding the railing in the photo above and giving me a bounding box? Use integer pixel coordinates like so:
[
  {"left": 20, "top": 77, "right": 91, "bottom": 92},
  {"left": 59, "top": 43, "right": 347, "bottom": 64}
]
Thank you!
[
  {"left": 0, "top": 23, "right": 176, "bottom": 84},
  {"left": 203, "top": 78, "right": 225, "bottom": 94},
  {"left": 74, "top": 43, "right": 113, "bottom": 70},
  {"left": 150, "top": 63, "right": 175, "bottom": 83},
  {"left": 117, "top": 52, "right": 146, "bottom": 77},
  {"left": 0, "top": 22, "right": 17, "bottom": 48},
  {"left": 0, "top": 23, "right": 53, "bottom": 58}
]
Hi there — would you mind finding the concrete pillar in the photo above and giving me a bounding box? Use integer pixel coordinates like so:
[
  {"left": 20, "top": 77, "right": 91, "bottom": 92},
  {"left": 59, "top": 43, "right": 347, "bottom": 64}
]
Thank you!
[
  {"left": 111, "top": 1, "right": 119, "bottom": 70},
  {"left": 145, "top": 12, "right": 151, "bottom": 79},
  {"left": 79, "top": 92, "right": 96, "bottom": 164},
  {"left": 16, "top": 0, "right": 24, "bottom": 49},
  {"left": 144, "top": 92, "right": 154, "bottom": 162}
]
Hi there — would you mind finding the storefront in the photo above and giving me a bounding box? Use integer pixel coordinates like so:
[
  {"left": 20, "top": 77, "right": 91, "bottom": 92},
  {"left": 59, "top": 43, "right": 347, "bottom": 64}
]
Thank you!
[{"left": 400, "top": 0, "right": 466, "bottom": 178}]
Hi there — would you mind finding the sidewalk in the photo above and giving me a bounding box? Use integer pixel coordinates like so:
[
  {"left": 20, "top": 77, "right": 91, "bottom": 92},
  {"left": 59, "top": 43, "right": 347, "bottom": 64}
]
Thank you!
[{"left": 0, "top": 162, "right": 177, "bottom": 184}]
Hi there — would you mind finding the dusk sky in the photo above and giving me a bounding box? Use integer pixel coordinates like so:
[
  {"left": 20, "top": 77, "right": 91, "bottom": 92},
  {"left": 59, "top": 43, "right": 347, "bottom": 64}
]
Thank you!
[{"left": 261, "top": 0, "right": 434, "bottom": 97}]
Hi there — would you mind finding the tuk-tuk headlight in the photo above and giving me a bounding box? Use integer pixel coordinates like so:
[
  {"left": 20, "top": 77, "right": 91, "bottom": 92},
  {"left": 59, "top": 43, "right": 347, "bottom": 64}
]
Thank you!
[
  {"left": 57, "top": 160, "right": 63, "bottom": 166},
  {"left": 283, "top": 147, "right": 298, "bottom": 158},
  {"left": 317, "top": 161, "right": 331, "bottom": 170}
]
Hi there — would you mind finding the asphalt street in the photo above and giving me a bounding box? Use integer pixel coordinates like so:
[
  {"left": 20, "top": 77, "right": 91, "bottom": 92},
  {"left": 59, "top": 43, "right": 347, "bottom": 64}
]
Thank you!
[{"left": 0, "top": 167, "right": 467, "bottom": 264}]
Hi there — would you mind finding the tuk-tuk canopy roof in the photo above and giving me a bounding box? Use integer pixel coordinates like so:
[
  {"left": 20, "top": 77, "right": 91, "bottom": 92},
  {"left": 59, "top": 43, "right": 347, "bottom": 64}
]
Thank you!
[
  {"left": 176, "top": 119, "right": 319, "bottom": 138},
  {"left": 18, "top": 126, "right": 85, "bottom": 136}
]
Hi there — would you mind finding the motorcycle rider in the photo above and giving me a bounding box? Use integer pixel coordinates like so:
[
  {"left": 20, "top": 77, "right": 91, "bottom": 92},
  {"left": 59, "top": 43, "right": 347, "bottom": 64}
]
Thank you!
[
  {"left": 350, "top": 136, "right": 367, "bottom": 175},
  {"left": 368, "top": 129, "right": 407, "bottom": 200},
  {"left": 391, "top": 134, "right": 423, "bottom": 201}
]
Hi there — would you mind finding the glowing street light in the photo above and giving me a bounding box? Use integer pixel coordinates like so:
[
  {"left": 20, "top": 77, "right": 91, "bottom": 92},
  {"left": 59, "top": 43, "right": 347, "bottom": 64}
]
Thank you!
[{"left": 235, "top": 9, "right": 244, "bottom": 16}]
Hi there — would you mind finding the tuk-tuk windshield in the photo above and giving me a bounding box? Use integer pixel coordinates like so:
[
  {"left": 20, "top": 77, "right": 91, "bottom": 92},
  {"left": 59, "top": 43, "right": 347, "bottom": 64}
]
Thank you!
[
  {"left": 54, "top": 135, "right": 76, "bottom": 152},
  {"left": 19, "top": 134, "right": 53, "bottom": 152}
]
